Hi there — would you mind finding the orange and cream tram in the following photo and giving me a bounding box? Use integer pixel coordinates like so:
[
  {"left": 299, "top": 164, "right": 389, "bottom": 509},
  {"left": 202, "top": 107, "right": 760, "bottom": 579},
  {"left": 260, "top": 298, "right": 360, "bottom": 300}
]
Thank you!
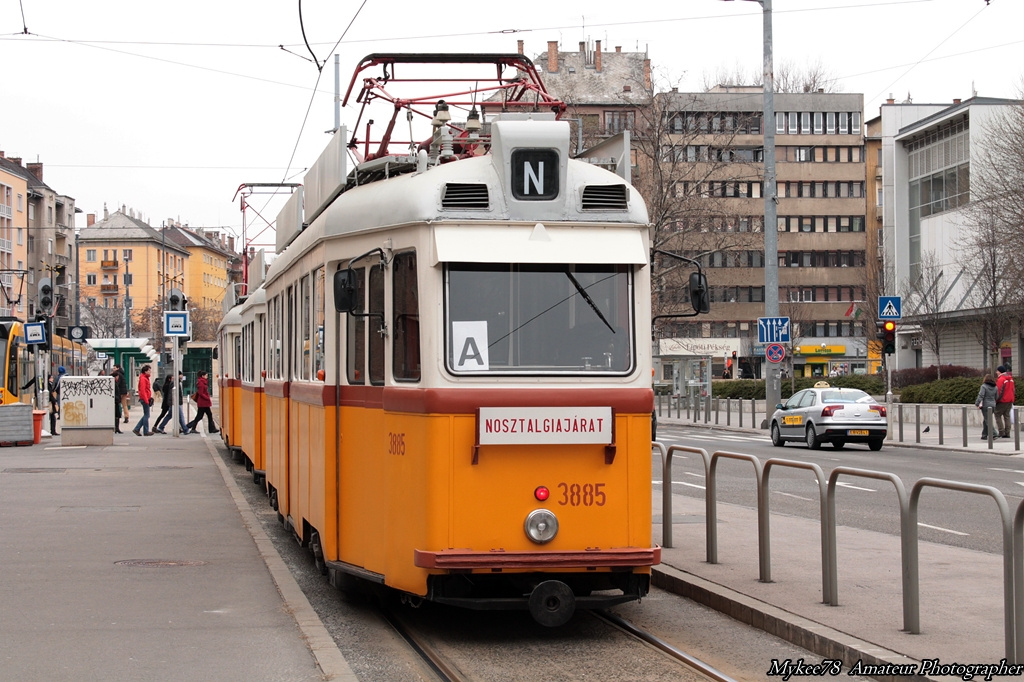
[
  {"left": 217, "top": 306, "right": 243, "bottom": 454},
  {"left": 0, "top": 318, "right": 87, "bottom": 405},
  {"left": 232, "top": 53, "right": 707, "bottom": 625}
]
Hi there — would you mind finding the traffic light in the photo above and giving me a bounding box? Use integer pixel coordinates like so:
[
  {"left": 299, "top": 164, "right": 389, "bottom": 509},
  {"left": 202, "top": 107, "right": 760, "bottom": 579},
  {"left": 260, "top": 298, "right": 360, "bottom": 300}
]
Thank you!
[
  {"left": 37, "top": 278, "right": 53, "bottom": 315},
  {"left": 168, "top": 288, "right": 187, "bottom": 311},
  {"left": 882, "top": 320, "right": 897, "bottom": 355}
]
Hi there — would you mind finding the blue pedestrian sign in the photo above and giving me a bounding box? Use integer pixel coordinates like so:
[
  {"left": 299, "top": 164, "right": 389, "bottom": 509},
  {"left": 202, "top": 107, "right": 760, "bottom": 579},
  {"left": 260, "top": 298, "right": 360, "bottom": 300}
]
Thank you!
[
  {"left": 757, "top": 316, "right": 791, "bottom": 344},
  {"left": 878, "top": 296, "right": 902, "bottom": 320}
]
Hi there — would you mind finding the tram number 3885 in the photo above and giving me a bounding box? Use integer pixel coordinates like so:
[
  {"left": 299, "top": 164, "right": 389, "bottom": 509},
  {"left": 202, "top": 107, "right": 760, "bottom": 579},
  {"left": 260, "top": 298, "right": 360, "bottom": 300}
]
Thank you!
[{"left": 557, "top": 482, "right": 607, "bottom": 507}]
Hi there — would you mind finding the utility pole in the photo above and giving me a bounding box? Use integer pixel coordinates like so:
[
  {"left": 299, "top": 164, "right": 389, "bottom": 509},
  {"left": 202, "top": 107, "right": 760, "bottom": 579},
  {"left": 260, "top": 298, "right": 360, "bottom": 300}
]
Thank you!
[
  {"left": 760, "top": 0, "right": 780, "bottom": 423},
  {"left": 123, "top": 254, "right": 132, "bottom": 338}
]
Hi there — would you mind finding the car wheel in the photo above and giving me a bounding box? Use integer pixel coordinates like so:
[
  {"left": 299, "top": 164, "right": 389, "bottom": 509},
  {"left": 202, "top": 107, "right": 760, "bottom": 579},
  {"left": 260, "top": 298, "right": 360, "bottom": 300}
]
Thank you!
[
  {"left": 770, "top": 422, "right": 785, "bottom": 447},
  {"left": 868, "top": 439, "right": 884, "bottom": 451},
  {"left": 805, "top": 425, "right": 821, "bottom": 450},
  {"left": 831, "top": 440, "right": 846, "bottom": 450}
]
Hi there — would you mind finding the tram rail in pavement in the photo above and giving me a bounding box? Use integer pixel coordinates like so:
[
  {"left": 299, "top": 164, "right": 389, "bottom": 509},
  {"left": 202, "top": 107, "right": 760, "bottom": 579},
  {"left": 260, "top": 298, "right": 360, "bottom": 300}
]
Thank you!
[{"left": 654, "top": 414, "right": 1023, "bottom": 679}]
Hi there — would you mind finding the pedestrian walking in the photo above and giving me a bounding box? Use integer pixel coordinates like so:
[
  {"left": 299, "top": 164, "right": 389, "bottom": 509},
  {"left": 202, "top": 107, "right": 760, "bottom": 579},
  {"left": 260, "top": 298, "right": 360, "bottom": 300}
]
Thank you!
[
  {"left": 151, "top": 375, "right": 171, "bottom": 433},
  {"left": 48, "top": 366, "right": 66, "bottom": 434},
  {"left": 132, "top": 365, "right": 154, "bottom": 436},
  {"left": 185, "top": 370, "right": 219, "bottom": 434},
  {"left": 976, "top": 373, "right": 998, "bottom": 440},
  {"left": 995, "top": 365, "right": 1016, "bottom": 438},
  {"left": 115, "top": 364, "right": 131, "bottom": 426},
  {"left": 155, "top": 372, "right": 190, "bottom": 434},
  {"left": 111, "top": 366, "right": 125, "bottom": 433}
]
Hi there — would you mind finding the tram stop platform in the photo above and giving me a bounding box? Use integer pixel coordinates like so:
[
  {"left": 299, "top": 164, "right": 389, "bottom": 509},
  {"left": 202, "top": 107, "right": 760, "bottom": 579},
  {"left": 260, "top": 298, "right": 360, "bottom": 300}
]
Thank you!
[
  {"left": 0, "top": 428, "right": 356, "bottom": 681},
  {"left": 655, "top": 415, "right": 1021, "bottom": 680}
]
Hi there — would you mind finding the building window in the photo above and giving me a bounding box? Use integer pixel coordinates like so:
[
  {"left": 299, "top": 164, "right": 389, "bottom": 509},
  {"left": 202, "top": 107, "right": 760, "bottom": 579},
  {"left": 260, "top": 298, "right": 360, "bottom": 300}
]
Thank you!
[
  {"left": 776, "top": 112, "right": 785, "bottom": 134},
  {"left": 87, "top": 274, "right": 96, "bottom": 285},
  {"left": 604, "top": 110, "right": 634, "bottom": 134},
  {"left": 800, "top": 112, "right": 810, "bottom": 134},
  {"left": 826, "top": 112, "right": 836, "bottom": 134},
  {"left": 814, "top": 112, "right": 823, "bottom": 134},
  {"left": 87, "top": 249, "right": 96, "bottom": 262},
  {"left": 124, "top": 249, "right": 133, "bottom": 261}
]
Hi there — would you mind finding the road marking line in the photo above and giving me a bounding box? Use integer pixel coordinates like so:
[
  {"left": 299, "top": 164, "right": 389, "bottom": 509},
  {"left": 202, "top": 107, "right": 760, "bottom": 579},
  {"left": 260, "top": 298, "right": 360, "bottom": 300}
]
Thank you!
[
  {"left": 992, "top": 468, "right": 1024, "bottom": 474},
  {"left": 917, "top": 522, "right": 969, "bottom": 536},
  {"left": 683, "top": 472, "right": 705, "bottom": 479},
  {"left": 836, "top": 481, "right": 875, "bottom": 492},
  {"left": 775, "top": 492, "right": 813, "bottom": 501}
]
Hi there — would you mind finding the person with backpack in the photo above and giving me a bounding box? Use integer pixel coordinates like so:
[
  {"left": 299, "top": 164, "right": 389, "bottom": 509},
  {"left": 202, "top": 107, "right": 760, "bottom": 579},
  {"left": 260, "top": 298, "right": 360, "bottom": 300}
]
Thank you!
[
  {"left": 995, "top": 365, "right": 1016, "bottom": 439},
  {"left": 48, "top": 366, "right": 66, "bottom": 434}
]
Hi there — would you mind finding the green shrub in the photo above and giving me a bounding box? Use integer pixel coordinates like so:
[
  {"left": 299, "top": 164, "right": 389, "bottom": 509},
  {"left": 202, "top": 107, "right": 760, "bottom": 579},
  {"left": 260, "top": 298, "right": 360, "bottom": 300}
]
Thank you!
[
  {"left": 711, "top": 374, "right": 885, "bottom": 402},
  {"left": 899, "top": 376, "right": 1024, "bottom": 405}
]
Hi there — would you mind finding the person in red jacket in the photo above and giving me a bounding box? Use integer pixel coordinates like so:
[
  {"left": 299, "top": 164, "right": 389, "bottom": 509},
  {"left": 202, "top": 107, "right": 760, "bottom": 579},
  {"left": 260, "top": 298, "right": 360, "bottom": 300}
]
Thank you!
[
  {"left": 995, "top": 365, "right": 1016, "bottom": 439},
  {"left": 186, "top": 370, "right": 219, "bottom": 435},
  {"left": 132, "top": 365, "right": 154, "bottom": 436}
]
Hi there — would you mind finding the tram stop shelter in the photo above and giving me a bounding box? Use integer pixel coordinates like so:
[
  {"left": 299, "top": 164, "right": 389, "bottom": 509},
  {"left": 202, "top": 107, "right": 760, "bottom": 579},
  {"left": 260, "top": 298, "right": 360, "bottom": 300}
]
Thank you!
[{"left": 85, "top": 338, "right": 158, "bottom": 372}]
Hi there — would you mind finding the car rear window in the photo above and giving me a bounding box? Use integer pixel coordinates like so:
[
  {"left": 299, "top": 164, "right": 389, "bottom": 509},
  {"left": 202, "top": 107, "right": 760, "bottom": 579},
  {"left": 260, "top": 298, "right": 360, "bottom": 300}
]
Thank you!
[{"left": 821, "top": 390, "right": 870, "bottom": 403}]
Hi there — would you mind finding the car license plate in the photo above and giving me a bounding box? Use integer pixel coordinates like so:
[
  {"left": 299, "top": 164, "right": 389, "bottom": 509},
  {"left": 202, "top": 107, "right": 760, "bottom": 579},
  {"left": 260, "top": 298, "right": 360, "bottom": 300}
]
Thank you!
[{"left": 848, "top": 429, "right": 869, "bottom": 436}]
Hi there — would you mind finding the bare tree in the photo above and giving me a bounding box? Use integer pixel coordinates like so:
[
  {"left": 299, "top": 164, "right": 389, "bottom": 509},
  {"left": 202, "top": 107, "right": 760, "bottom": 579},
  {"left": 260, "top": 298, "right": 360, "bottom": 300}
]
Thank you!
[
  {"left": 80, "top": 304, "right": 129, "bottom": 339},
  {"left": 902, "top": 250, "right": 957, "bottom": 378},
  {"left": 957, "top": 209, "right": 1018, "bottom": 370},
  {"left": 701, "top": 58, "right": 840, "bottom": 93}
]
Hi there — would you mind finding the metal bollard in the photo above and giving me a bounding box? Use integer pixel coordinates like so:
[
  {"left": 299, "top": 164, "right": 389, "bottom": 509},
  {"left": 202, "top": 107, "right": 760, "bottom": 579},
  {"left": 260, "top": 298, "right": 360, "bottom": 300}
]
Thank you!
[
  {"left": 726, "top": 398, "right": 731, "bottom": 426},
  {"left": 915, "top": 404, "right": 921, "bottom": 444},
  {"left": 962, "top": 406, "right": 968, "bottom": 448},
  {"left": 898, "top": 404, "right": 904, "bottom": 442},
  {"left": 938, "top": 405, "right": 944, "bottom": 445}
]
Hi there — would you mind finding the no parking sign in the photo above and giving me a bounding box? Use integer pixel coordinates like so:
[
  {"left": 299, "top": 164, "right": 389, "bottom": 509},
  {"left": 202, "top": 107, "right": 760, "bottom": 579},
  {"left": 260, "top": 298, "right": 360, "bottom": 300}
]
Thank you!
[{"left": 766, "top": 343, "right": 786, "bottom": 364}]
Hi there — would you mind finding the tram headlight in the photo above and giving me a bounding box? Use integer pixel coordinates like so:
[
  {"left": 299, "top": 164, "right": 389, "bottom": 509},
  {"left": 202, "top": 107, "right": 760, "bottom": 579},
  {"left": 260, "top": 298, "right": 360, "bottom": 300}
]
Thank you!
[{"left": 524, "top": 509, "right": 558, "bottom": 545}]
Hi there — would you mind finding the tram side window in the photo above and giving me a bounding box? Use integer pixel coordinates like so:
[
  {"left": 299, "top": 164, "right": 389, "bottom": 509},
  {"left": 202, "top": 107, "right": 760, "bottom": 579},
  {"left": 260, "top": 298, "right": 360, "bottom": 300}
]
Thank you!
[
  {"left": 313, "top": 267, "right": 325, "bottom": 380},
  {"left": 233, "top": 336, "right": 242, "bottom": 379},
  {"left": 346, "top": 267, "right": 366, "bottom": 384},
  {"left": 5, "top": 343, "right": 17, "bottom": 396},
  {"left": 393, "top": 252, "right": 420, "bottom": 381},
  {"left": 300, "top": 274, "right": 311, "bottom": 380},
  {"left": 368, "top": 264, "right": 385, "bottom": 385}
]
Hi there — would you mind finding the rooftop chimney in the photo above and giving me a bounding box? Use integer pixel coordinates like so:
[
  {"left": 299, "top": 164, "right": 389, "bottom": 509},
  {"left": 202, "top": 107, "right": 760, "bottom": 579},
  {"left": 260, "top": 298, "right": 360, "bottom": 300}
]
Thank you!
[
  {"left": 615, "top": 46, "right": 621, "bottom": 53},
  {"left": 953, "top": 98, "right": 961, "bottom": 104},
  {"left": 579, "top": 41, "right": 585, "bottom": 55},
  {"left": 517, "top": 39, "right": 524, "bottom": 55},
  {"left": 27, "top": 162, "right": 43, "bottom": 182},
  {"left": 103, "top": 203, "right": 109, "bottom": 220},
  {"left": 886, "top": 98, "right": 895, "bottom": 105},
  {"left": 643, "top": 58, "right": 651, "bottom": 90},
  {"left": 595, "top": 40, "right": 602, "bottom": 72},
  {"left": 87, "top": 213, "right": 95, "bottom": 227},
  {"left": 547, "top": 41, "right": 558, "bottom": 73}
]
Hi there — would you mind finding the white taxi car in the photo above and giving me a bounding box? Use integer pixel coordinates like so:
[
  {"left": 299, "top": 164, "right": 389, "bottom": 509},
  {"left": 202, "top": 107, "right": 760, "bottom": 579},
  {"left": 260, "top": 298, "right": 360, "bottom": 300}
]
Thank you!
[{"left": 769, "top": 382, "right": 887, "bottom": 451}]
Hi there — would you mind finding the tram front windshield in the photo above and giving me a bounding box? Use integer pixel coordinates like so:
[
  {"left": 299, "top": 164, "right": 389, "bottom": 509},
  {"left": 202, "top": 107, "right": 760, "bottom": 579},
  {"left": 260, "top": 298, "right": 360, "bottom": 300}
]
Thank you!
[{"left": 446, "top": 263, "right": 634, "bottom": 375}]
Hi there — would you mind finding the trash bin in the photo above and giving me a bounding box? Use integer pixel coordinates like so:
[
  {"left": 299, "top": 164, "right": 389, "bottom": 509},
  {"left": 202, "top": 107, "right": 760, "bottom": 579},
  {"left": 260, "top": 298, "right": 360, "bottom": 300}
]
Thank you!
[{"left": 32, "top": 410, "right": 45, "bottom": 444}]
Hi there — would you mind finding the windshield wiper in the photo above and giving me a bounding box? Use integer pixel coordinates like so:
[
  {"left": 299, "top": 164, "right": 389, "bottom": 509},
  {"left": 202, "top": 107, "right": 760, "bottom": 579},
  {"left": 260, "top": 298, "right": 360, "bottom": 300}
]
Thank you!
[{"left": 565, "top": 271, "right": 615, "bottom": 334}]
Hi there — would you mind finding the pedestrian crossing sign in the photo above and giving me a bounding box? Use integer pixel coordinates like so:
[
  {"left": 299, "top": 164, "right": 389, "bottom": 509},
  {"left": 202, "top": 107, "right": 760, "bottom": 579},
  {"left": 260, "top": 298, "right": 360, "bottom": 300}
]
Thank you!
[{"left": 878, "top": 296, "right": 902, "bottom": 320}]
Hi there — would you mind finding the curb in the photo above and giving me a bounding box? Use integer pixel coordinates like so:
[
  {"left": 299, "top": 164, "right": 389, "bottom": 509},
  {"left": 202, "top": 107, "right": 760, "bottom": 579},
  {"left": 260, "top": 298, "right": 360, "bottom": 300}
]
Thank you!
[{"left": 652, "top": 565, "right": 937, "bottom": 682}]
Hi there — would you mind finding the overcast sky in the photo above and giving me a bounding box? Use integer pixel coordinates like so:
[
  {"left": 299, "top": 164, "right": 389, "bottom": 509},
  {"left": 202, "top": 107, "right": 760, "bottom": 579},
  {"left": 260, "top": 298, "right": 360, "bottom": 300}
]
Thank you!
[{"left": 1, "top": 0, "right": 1021, "bottom": 251}]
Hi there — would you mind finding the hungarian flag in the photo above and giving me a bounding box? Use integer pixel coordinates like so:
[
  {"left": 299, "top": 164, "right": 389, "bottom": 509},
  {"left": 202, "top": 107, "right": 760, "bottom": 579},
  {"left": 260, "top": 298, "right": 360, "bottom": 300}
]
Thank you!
[{"left": 844, "top": 303, "right": 862, "bottom": 318}]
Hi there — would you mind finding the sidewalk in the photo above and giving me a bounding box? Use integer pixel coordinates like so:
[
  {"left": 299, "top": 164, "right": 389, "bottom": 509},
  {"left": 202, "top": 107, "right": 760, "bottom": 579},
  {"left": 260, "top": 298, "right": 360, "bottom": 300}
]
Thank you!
[
  {"left": 0, "top": 430, "right": 356, "bottom": 681},
  {"left": 654, "top": 415, "right": 1020, "bottom": 677}
]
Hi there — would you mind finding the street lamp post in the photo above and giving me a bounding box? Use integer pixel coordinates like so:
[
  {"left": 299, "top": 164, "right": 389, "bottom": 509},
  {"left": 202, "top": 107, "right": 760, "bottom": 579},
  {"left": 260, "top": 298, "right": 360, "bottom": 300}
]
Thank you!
[
  {"left": 123, "top": 254, "right": 132, "bottom": 338},
  {"left": 724, "top": 0, "right": 779, "bottom": 423}
]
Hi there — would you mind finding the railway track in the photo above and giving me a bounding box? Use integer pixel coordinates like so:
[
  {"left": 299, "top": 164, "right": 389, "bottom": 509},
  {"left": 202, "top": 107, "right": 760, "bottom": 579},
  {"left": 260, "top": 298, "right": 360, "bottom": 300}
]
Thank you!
[{"left": 593, "top": 610, "right": 738, "bottom": 682}]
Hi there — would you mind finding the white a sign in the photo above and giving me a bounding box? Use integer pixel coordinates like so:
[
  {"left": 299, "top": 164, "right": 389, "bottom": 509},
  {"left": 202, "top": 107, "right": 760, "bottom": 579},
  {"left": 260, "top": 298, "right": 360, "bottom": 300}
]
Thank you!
[
  {"left": 479, "top": 407, "right": 613, "bottom": 445},
  {"left": 452, "top": 321, "right": 489, "bottom": 371}
]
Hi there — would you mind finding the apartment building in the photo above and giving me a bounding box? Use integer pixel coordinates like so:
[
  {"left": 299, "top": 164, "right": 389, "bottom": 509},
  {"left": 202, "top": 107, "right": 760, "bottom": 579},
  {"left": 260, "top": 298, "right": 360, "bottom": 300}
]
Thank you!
[
  {"left": 0, "top": 153, "right": 77, "bottom": 332},
  {"left": 876, "top": 96, "right": 1023, "bottom": 371},
  {"left": 652, "top": 88, "right": 870, "bottom": 380}
]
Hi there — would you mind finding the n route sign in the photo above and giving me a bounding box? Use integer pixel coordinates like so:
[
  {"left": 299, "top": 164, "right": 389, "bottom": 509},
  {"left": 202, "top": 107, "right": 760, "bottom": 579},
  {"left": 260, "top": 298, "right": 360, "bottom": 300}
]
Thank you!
[
  {"left": 757, "top": 316, "right": 791, "bottom": 344},
  {"left": 878, "top": 296, "right": 902, "bottom": 320}
]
